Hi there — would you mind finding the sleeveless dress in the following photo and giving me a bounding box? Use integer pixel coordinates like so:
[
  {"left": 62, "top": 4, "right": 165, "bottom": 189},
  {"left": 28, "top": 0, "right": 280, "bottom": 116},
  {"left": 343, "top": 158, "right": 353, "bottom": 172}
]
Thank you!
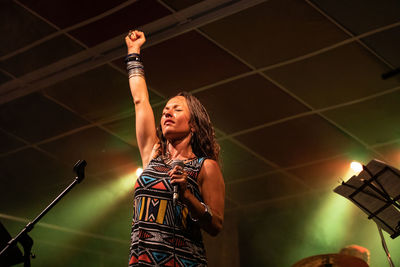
[{"left": 128, "top": 156, "right": 207, "bottom": 267}]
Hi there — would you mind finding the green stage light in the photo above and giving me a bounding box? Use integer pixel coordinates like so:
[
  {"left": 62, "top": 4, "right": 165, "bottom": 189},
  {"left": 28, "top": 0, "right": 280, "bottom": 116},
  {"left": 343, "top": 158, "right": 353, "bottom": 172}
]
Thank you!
[
  {"left": 306, "top": 193, "right": 353, "bottom": 246},
  {"left": 34, "top": 169, "right": 139, "bottom": 257}
]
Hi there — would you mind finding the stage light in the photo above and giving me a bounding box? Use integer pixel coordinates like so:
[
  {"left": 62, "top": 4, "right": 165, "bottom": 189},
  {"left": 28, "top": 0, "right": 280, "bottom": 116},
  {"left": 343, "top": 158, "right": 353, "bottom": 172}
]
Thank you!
[
  {"left": 308, "top": 193, "right": 353, "bottom": 245},
  {"left": 136, "top": 168, "right": 143, "bottom": 177},
  {"left": 350, "top": 161, "right": 363, "bottom": 173},
  {"left": 38, "top": 168, "right": 140, "bottom": 239}
]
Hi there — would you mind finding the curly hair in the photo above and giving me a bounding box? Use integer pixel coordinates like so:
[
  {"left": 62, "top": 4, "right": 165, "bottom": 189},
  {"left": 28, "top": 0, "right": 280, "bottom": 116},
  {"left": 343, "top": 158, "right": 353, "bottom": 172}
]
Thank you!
[{"left": 156, "top": 92, "right": 220, "bottom": 162}]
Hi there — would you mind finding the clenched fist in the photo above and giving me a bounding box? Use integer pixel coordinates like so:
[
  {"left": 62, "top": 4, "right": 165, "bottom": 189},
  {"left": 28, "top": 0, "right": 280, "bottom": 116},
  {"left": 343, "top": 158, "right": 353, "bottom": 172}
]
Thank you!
[{"left": 125, "top": 30, "right": 146, "bottom": 54}]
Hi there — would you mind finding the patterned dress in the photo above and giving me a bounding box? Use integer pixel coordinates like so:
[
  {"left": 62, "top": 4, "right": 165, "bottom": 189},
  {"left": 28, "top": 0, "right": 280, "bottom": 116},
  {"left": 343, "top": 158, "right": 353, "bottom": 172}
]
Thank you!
[{"left": 129, "top": 156, "right": 207, "bottom": 267}]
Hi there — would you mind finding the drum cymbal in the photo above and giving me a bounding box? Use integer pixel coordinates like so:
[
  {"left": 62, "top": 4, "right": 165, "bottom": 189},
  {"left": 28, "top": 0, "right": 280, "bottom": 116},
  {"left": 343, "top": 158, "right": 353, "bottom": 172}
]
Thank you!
[{"left": 292, "top": 253, "right": 369, "bottom": 267}]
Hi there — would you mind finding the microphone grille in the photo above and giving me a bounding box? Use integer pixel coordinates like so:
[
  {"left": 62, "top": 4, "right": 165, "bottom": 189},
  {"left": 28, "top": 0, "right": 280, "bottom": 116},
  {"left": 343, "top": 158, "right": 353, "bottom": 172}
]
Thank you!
[{"left": 171, "top": 159, "right": 185, "bottom": 168}]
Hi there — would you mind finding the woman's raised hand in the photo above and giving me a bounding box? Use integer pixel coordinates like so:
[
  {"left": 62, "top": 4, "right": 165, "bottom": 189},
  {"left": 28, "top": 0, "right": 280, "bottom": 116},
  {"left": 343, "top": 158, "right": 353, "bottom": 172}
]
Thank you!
[{"left": 125, "top": 30, "right": 146, "bottom": 54}]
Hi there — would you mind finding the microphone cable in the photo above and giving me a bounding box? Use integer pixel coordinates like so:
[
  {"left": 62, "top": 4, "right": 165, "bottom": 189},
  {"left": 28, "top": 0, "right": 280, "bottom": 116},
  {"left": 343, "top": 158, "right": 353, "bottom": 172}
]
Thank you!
[
  {"left": 170, "top": 159, "right": 185, "bottom": 266},
  {"left": 172, "top": 197, "right": 178, "bottom": 266}
]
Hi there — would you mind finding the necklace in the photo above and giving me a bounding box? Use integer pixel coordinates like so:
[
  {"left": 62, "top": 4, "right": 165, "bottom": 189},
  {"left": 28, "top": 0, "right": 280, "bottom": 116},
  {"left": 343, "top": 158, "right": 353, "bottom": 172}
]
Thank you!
[{"left": 162, "top": 152, "right": 197, "bottom": 166}]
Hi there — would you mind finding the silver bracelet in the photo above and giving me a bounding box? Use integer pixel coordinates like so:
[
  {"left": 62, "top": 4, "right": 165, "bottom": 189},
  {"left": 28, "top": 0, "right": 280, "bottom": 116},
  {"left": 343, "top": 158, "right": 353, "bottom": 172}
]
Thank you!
[
  {"left": 126, "top": 61, "right": 145, "bottom": 78},
  {"left": 126, "top": 60, "right": 144, "bottom": 70},
  {"left": 189, "top": 202, "right": 212, "bottom": 222},
  {"left": 128, "top": 67, "right": 145, "bottom": 79}
]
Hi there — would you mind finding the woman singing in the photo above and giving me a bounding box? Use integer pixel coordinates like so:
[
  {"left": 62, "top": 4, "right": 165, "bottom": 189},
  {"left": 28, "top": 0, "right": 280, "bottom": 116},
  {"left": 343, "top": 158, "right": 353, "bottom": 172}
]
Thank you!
[{"left": 125, "top": 30, "right": 225, "bottom": 267}]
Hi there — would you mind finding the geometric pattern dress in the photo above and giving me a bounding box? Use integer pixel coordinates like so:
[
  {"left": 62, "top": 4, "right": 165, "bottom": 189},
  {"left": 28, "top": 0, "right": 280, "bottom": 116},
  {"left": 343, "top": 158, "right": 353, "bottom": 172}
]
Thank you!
[{"left": 128, "top": 155, "right": 208, "bottom": 267}]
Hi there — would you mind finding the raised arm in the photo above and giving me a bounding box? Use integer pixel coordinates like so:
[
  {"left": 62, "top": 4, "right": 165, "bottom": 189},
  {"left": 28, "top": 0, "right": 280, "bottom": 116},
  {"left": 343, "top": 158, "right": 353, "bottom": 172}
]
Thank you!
[{"left": 125, "top": 31, "right": 158, "bottom": 168}]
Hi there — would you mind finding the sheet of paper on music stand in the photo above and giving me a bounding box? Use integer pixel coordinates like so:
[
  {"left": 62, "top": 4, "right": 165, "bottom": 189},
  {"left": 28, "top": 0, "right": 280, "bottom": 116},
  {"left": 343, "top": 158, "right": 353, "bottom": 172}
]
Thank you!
[{"left": 334, "top": 159, "right": 400, "bottom": 236}]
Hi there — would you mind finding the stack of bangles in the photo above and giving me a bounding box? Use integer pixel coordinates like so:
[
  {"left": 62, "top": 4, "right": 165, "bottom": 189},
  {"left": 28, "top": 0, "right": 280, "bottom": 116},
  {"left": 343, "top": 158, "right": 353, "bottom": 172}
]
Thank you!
[{"left": 125, "top": 53, "right": 144, "bottom": 79}]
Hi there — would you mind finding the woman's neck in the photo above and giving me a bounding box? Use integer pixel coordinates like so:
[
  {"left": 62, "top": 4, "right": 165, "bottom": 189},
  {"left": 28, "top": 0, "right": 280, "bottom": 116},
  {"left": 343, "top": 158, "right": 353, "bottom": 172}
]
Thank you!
[{"left": 167, "top": 134, "right": 194, "bottom": 160}]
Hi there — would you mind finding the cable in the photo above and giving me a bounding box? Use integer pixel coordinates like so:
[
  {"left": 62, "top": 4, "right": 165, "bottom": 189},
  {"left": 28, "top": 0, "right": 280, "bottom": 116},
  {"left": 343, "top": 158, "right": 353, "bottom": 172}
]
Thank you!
[
  {"left": 172, "top": 200, "right": 178, "bottom": 266},
  {"left": 377, "top": 224, "right": 395, "bottom": 267}
]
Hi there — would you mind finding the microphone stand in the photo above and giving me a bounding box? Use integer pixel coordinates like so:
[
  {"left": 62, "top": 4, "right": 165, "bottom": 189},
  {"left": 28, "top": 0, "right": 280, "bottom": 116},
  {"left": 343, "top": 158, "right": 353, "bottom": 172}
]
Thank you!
[{"left": 0, "top": 160, "right": 87, "bottom": 266}]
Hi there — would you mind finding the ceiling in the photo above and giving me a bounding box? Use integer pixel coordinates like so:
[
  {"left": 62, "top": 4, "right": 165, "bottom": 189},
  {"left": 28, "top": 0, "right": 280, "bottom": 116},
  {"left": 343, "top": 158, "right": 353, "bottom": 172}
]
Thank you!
[{"left": 1, "top": 0, "right": 400, "bottom": 266}]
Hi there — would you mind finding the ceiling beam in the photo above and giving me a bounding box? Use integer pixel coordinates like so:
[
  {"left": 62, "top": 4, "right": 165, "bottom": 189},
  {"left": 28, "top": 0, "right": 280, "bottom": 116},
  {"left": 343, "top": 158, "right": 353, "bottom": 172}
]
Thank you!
[{"left": 0, "top": 0, "right": 268, "bottom": 105}]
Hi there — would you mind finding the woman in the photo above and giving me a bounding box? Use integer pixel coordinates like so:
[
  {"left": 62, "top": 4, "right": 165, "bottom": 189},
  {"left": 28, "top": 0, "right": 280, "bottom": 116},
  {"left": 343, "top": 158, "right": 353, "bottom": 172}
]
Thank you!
[{"left": 125, "top": 30, "right": 225, "bottom": 267}]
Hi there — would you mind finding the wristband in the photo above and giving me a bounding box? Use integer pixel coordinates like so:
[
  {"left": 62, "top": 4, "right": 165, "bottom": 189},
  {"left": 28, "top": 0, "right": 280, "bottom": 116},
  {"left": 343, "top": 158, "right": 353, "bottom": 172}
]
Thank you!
[{"left": 124, "top": 53, "right": 141, "bottom": 63}]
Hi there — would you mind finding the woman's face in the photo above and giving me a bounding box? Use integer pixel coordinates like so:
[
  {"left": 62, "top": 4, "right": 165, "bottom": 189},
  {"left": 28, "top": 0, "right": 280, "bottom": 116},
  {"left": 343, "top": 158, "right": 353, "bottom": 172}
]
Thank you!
[{"left": 161, "top": 96, "right": 192, "bottom": 140}]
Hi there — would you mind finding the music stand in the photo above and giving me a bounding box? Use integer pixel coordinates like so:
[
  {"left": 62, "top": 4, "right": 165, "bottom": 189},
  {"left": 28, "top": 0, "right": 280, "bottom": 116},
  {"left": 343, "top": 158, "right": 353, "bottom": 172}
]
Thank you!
[{"left": 334, "top": 159, "right": 400, "bottom": 267}]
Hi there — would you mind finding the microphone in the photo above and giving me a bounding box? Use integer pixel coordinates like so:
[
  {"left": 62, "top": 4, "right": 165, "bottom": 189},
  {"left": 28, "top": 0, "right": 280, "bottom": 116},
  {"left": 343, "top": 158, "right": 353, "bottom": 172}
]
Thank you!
[{"left": 171, "top": 159, "right": 185, "bottom": 205}]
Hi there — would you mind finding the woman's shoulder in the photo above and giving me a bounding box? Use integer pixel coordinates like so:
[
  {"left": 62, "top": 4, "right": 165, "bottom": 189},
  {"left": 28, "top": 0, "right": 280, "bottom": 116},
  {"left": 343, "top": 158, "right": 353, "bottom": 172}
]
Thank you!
[
  {"left": 197, "top": 158, "right": 222, "bottom": 182},
  {"left": 201, "top": 158, "right": 220, "bottom": 171}
]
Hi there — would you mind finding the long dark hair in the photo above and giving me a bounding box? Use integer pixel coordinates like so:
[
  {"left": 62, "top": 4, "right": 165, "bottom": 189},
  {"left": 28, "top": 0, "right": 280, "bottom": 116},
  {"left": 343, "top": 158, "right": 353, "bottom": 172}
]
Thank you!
[{"left": 156, "top": 92, "right": 220, "bottom": 162}]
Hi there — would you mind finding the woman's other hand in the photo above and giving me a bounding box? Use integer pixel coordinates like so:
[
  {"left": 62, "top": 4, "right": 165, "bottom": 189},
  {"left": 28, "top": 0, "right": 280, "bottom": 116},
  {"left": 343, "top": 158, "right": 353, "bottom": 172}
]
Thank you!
[{"left": 168, "top": 165, "right": 189, "bottom": 198}]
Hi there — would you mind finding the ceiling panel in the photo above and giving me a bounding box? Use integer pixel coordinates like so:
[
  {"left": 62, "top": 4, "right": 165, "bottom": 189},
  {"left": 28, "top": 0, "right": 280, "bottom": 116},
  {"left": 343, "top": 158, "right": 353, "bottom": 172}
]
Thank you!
[
  {"left": 111, "top": 56, "right": 131, "bottom": 73},
  {"left": 200, "top": 0, "right": 349, "bottom": 68},
  {"left": 68, "top": 0, "right": 171, "bottom": 47},
  {"left": 0, "top": 93, "right": 88, "bottom": 143},
  {"left": 194, "top": 74, "right": 309, "bottom": 134},
  {"left": 265, "top": 43, "right": 400, "bottom": 109},
  {"left": 219, "top": 139, "right": 275, "bottom": 183},
  {"left": 310, "top": 0, "right": 400, "bottom": 35},
  {"left": 322, "top": 90, "right": 400, "bottom": 146},
  {"left": 39, "top": 127, "right": 141, "bottom": 175},
  {"left": 287, "top": 152, "right": 374, "bottom": 190},
  {"left": 214, "top": 128, "right": 225, "bottom": 139},
  {"left": 0, "top": 70, "right": 12, "bottom": 84},
  {"left": 44, "top": 65, "right": 161, "bottom": 122},
  {"left": 25, "top": 240, "right": 124, "bottom": 267},
  {"left": 227, "top": 171, "right": 308, "bottom": 205},
  {"left": 0, "top": 34, "right": 84, "bottom": 77},
  {"left": 1, "top": 1, "right": 56, "bottom": 57},
  {"left": 102, "top": 104, "right": 164, "bottom": 148},
  {"left": 19, "top": 0, "right": 126, "bottom": 29},
  {"left": 110, "top": 56, "right": 170, "bottom": 100},
  {"left": 102, "top": 116, "right": 137, "bottom": 147},
  {"left": 151, "top": 105, "right": 165, "bottom": 127},
  {"left": 0, "top": 131, "right": 26, "bottom": 154},
  {"left": 141, "top": 30, "right": 251, "bottom": 97},
  {"left": 163, "top": 0, "right": 203, "bottom": 11},
  {"left": 374, "top": 142, "right": 400, "bottom": 167},
  {"left": 37, "top": 167, "right": 136, "bottom": 229},
  {"left": 235, "top": 115, "right": 365, "bottom": 167},
  {"left": 0, "top": 148, "right": 70, "bottom": 184},
  {"left": 0, "top": 148, "right": 71, "bottom": 217},
  {"left": 225, "top": 197, "right": 238, "bottom": 211},
  {"left": 236, "top": 191, "right": 329, "bottom": 267},
  {"left": 361, "top": 26, "right": 400, "bottom": 67}
]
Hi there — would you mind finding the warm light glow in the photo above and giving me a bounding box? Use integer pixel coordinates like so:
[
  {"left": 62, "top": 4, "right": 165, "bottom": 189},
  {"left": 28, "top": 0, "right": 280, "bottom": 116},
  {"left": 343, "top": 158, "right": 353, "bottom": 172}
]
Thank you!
[
  {"left": 136, "top": 167, "right": 143, "bottom": 177},
  {"left": 350, "top": 161, "right": 363, "bottom": 173}
]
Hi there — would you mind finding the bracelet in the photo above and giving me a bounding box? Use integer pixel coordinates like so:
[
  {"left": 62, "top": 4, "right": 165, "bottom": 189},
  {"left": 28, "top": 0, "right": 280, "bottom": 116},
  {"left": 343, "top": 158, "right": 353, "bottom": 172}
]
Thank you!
[
  {"left": 126, "top": 60, "right": 144, "bottom": 70},
  {"left": 126, "top": 60, "right": 145, "bottom": 78},
  {"left": 128, "top": 68, "right": 145, "bottom": 79},
  {"left": 124, "top": 53, "right": 141, "bottom": 63},
  {"left": 190, "top": 202, "right": 212, "bottom": 222}
]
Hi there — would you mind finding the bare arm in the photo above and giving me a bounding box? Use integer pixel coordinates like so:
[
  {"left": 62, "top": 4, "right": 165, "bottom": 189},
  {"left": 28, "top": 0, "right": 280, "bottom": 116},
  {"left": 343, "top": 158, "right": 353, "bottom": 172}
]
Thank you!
[
  {"left": 125, "top": 31, "right": 158, "bottom": 168},
  {"left": 181, "top": 159, "right": 225, "bottom": 236}
]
